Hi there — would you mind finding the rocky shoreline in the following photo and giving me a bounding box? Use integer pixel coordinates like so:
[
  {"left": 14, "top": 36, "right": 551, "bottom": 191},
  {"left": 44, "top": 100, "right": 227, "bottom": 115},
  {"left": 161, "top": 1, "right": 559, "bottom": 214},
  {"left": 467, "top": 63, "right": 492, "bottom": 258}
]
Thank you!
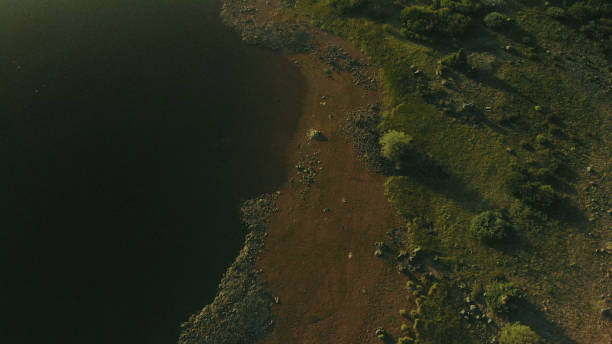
[
  {"left": 177, "top": 0, "right": 384, "bottom": 342},
  {"left": 178, "top": 193, "right": 280, "bottom": 344},
  {"left": 220, "top": 0, "right": 313, "bottom": 53}
]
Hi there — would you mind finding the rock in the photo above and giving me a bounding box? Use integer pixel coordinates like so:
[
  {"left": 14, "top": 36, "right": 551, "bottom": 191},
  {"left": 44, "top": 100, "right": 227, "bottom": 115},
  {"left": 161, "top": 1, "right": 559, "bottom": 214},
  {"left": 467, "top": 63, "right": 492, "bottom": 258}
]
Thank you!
[
  {"left": 274, "top": 296, "right": 280, "bottom": 304},
  {"left": 587, "top": 165, "right": 594, "bottom": 174},
  {"left": 307, "top": 129, "right": 326, "bottom": 142}
]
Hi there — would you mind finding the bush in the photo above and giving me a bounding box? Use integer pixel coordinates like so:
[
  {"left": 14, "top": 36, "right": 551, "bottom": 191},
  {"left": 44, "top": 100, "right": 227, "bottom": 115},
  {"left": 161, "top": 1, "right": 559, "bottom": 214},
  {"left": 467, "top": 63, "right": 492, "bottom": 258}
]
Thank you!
[
  {"left": 438, "top": 8, "right": 472, "bottom": 35},
  {"left": 546, "top": 6, "right": 568, "bottom": 19},
  {"left": 505, "top": 171, "right": 558, "bottom": 209},
  {"left": 470, "top": 211, "right": 511, "bottom": 242},
  {"left": 401, "top": 6, "right": 440, "bottom": 34},
  {"left": 485, "top": 281, "right": 523, "bottom": 313},
  {"left": 380, "top": 130, "right": 413, "bottom": 169},
  {"left": 401, "top": 4, "right": 472, "bottom": 38},
  {"left": 433, "top": 0, "right": 482, "bottom": 15},
  {"left": 484, "top": 11, "right": 509, "bottom": 28},
  {"left": 499, "top": 322, "right": 541, "bottom": 344}
]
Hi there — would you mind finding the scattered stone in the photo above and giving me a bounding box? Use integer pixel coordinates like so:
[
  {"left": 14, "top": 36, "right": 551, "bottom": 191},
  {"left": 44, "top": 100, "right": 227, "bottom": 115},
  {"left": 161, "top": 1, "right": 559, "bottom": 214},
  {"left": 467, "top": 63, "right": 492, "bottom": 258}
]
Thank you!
[
  {"left": 344, "top": 104, "right": 391, "bottom": 173},
  {"left": 274, "top": 296, "right": 280, "bottom": 304},
  {"left": 374, "top": 248, "right": 383, "bottom": 257}
]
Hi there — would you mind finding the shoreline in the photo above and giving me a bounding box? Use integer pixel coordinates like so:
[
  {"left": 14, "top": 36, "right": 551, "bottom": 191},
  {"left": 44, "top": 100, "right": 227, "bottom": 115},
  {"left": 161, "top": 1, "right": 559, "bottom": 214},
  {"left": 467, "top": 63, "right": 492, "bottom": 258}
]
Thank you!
[{"left": 179, "top": 0, "right": 393, "bottom": 342}]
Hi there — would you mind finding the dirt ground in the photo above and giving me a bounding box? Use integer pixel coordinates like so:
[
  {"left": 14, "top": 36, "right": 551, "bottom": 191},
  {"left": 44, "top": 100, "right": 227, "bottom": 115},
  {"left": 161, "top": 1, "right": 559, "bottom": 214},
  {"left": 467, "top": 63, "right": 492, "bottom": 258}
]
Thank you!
[{"left": 252, "top": 30, "right": 412, "bottom": 343}]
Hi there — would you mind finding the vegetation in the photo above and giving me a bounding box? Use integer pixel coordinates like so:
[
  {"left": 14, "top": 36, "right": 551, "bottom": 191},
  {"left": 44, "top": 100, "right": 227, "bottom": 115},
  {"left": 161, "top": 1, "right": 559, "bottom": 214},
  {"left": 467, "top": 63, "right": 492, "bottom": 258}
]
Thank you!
[
  {"left": 470, "top": 211, "right": 511, "bottom": 242},
  {"left": 485, "top": 281, "right": 523, "bottom": 314},
  {"left": 286, "top": 0, "right": 612, "bottom": 342},
  {"left": 413, "top": 282, "right": 475, "bottom": 344},
  {"left": 483, "top": 12, "right": 509, "bottom": 29},
  {"left": 499, "top": 322, "right": 542, "bottom": 344}
]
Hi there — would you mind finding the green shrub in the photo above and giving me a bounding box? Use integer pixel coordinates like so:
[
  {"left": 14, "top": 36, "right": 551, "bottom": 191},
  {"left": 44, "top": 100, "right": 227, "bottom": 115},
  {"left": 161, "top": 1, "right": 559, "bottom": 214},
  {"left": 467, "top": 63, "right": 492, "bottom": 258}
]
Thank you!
[
  {"left": 433, "top": 0, "right": 482, "bottom": 15},
  {"left": 485, "top": 281, "right": 523, "bottom": 313},
  {"left": 568, "top": 2, "right": 598, "bottom": 22},
  {"left": 470, "top": 211, "right": 511, "bottom": 242},
  {"left": 399, "top": 308, "right": 408, "bottom": 317},
  {"left": 401, "top": 323, "right": 410, "bottom": 331},
  {"left": 380, "top": 130, "right": 413, "bottom": 169},
  {"left": 499, "top": 322, "right": 542, "bottom": 344},
  {"left": 505, "top": 172, "right": 558, "bottom": 209},
  {"left": 484, "top": 12, "right": 509, "bottom": 28},
  {"left": 401, "top": 4, "right": 472, "bottom": 38},
  {"left": 401, "top": 6, "right": 440, "bottom": 34},
  {"left": 438, "top": 8, "right": 472, "bottom": 35},
  {"left": 546, "top": 6, "right": 568, "bottom": 19}
]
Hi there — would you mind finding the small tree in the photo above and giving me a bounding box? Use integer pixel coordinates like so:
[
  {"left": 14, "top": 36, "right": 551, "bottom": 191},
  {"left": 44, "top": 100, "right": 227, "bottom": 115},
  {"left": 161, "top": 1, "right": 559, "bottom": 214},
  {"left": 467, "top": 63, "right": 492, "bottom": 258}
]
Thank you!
[
  {"left": 470, "top": 211, "right": 510, "bottom": 242},
  {"left": 499, "top": 322, "right": 541, "bottom": 344},
  {"left": 380, "top": 130, "right": 413, "bottom": 169}
]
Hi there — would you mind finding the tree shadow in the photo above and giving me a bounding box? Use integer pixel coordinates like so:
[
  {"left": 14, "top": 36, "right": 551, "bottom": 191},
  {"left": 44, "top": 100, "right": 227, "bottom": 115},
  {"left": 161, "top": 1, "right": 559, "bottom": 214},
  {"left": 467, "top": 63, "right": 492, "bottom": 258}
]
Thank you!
[
  {"left": 394, "top": 150, "right": 487, "bottom": 212},
  {"left": 550, "top": 197, "right": 587, "bottom": 228},
  {"left": 490, "top": 228, "right": 534, "bottom": 255},
  {"left": 506, "top": 300, "right": 578, "bottom": 344}
]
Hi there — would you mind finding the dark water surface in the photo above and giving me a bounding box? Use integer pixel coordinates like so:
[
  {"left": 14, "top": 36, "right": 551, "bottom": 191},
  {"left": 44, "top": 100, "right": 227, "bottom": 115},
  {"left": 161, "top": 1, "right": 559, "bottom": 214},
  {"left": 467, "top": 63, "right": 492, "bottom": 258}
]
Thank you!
[{"left": 0, "top": 1, "right": 304, "bottom": 342}]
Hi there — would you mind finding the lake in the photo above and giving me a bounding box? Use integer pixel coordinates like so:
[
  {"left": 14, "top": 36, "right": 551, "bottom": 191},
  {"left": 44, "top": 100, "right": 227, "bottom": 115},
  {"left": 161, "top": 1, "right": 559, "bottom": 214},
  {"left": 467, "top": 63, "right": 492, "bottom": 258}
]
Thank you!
[{"left": 0, "top": 0, "right": 304, "bottom": 342}]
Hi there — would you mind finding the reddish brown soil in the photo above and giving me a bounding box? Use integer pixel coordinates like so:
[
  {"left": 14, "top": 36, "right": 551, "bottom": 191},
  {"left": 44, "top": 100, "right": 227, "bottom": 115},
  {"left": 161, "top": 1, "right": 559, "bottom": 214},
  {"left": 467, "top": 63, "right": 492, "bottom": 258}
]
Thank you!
[{"left": 253, "top": 33, "right": 412, "bottom": 343}]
